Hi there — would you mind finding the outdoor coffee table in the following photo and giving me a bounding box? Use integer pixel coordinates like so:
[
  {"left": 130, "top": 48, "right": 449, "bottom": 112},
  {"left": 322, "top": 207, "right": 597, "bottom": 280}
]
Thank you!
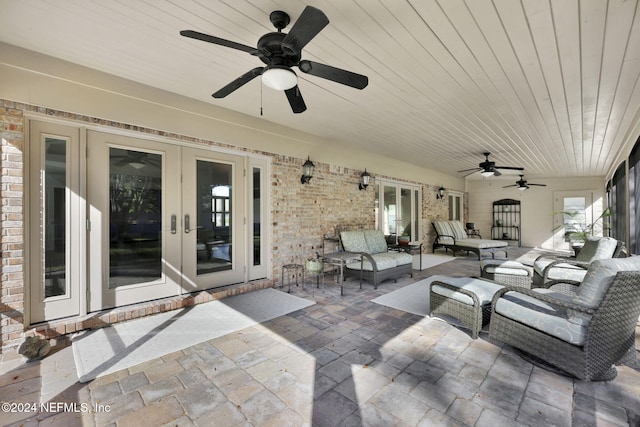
[{"left": 321, "top": 252, "right": 362, "bottom": 296}]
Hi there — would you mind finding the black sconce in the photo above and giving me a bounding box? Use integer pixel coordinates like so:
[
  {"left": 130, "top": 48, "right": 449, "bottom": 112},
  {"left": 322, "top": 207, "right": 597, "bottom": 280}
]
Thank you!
[
  {"left": 436, "top": 186, "right": 445, "bottom": 199},
  {"left": 301, "top": 157, "right": 315, "bottom": 184},
  {"left": 359, "top": 169, "right": 371, "bottom": 190}
]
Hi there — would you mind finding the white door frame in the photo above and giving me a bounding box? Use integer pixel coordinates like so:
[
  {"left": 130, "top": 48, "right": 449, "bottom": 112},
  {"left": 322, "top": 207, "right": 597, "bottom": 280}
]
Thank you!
[{"left": 27, "top": 120, "right": 85, "bottom": 323}]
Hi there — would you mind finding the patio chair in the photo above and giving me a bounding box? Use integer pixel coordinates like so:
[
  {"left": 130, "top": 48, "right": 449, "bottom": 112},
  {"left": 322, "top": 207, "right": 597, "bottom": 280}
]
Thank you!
[
  {"left": 489, "top": 256, "right": 640, "bottom": 381},
  {"left": 532, "top": 237, "right": 624, "bottom": 288}
]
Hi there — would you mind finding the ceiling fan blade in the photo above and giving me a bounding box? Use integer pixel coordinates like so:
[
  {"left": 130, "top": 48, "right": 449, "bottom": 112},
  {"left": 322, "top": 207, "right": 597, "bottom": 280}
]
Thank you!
[
  {"left": 298, "top": 60, "right": 368, "bottom": 89},
  {"left": 180, "top": 30, "right": 258, "bottom": 55},
  {"left": 281, "top": 6, "right": 329, "bottom": 55},
  {"left": 212, "top": 67, "right": 264, "bottom": 98},
  {"left": 285, "top": 86, "right": 307, "bottom": 113},
  {"left": 495, "top": 165, "right": 525, "bottom": 171},
  {"left": 502, "top": 184, "right": 517, "bottom": 188},
  {"left": 493, "top": 170, "right": 502, "bottom": 177},
  {"left": 529, "top": 183, "right": 547, "bottom": 187},
  {"left": 458, "top": 167, "right": 481, "bottom": 173}
]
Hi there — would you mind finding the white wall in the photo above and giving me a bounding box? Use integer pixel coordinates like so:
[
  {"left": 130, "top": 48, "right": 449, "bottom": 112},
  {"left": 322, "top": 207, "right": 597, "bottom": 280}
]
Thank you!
[{"left": 466, "top": 176, "right": 606, "bottom": 249}]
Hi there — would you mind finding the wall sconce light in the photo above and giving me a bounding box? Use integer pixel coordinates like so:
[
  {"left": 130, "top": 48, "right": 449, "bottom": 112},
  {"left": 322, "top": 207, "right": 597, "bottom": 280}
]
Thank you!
[
  {"left": 301, "top": 157, "right": 315, "bottom": 184},
  {"left": 436, "top": 186, "right": 445, "bottom": 199},
  {"left": 358, "top": 169, "right": 371, "bottom": 190}
]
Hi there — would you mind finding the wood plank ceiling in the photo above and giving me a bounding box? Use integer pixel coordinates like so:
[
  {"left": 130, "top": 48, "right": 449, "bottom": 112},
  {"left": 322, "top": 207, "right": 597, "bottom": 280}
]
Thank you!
[{"left": 1, "top": 0, "right": 640, "bottom": 179}]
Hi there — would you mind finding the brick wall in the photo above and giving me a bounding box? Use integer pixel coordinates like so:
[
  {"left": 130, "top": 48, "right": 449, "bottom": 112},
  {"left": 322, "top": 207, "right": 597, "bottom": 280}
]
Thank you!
[
  {"left": 0, "top": 99, "right": 463, "bottom": 353},
  {"left": 0, "top": 102, "right": 25, "bottom": 352},
  {"left": 271, "top": 156, "right": 375, "bottom": 283}
]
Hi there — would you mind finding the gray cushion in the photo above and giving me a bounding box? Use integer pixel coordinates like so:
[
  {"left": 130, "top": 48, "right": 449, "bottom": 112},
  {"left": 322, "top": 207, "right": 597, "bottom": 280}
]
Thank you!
[
  {"left": 454, "top": 239, "right": 508, "bottom": 249},
  {"left": 574, "top": 257, "right": 640, "bottom": 308},
  {"left": 340, "top": 231, "right": 369, "bottom": 253},
  {"left": 481, "top": 260, "right": 529, "bottom": 276},
  {"left": 363, "top": 230, "right": 388, "bottom": 254},
  {"left": 575, "top": 236, "right": 618, "bottom": 262},
  {"left": 431, "top": 277, "right": 504, "bottom": 306},
  {"left": 346, "top": 254, "right": 397, "bottom": 271},
  {"left": 494, "top": 291, "right": 587, "bottom": 345},
  {"left": 380, "top": 252, "right": 413, "bottom": 265}
]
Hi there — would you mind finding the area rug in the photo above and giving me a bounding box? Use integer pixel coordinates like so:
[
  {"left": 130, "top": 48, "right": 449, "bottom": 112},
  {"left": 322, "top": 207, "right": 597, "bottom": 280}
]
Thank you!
[
  {"left": 412, "top": 254, "right": 455, "bottom": 271},
  {"left": 371, "top": 276, "right": 490, "bottom": 334},
  {"left": 72, "top": 288, "right": 314, "bottom": 383},
  {"left": 371, "top": 276, "right": 446, "bottom": 316}
]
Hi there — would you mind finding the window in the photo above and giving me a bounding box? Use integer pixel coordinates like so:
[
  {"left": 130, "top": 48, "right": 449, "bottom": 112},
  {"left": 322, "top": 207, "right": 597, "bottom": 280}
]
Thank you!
[
  {"left": 610, "top": 162, "right": 627, "bottom": 246},
  {"left": 628, "top": 136, "right": 640, "bottom": 254}
]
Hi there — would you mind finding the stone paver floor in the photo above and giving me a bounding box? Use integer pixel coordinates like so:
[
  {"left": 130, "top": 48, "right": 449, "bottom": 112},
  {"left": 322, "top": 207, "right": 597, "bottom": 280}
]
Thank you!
[{"left": 1, "top": 247, "right": 639, "bottom": 426}]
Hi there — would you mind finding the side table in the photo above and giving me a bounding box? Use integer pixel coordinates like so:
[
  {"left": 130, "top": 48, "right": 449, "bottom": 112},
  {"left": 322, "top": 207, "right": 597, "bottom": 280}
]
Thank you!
[
  {"left": 321, "top": 252, "right": 362, "bottom": 296},
  {"left": 388, "top": 243, "right": 423, "bottom": 270},
  {"left": 281, "top": 263, "right": 304, "bottom": 293}
]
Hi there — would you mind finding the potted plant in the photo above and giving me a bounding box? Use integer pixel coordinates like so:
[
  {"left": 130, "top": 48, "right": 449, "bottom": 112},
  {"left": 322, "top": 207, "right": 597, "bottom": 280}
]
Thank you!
[
  {"left": 398, "top": 234, "right": 410, "bottom": 246},
  {"left": 554, "top": 208, "right": 612, "bottom": 255}
]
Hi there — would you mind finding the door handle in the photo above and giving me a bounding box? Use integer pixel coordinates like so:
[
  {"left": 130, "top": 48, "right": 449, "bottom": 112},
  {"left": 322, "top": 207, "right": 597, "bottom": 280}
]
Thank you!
[
  {"left": 171, "top": 215, "right": 177, "bottom": 234},
  {"left": 184, "top": 214, "right": 190, "bottom": 233}
]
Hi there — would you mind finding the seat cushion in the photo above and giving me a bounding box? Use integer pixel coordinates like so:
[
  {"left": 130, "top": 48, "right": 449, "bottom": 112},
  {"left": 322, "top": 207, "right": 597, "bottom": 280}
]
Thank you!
[
  {"left": 340, "top": 230, "right": 369, "bottom": 253},
  {"left": 494, "top": 290, "right": 587, "bottom": 345},
  {"left": 363, "top": 230, "right": 388, "bottom": 254},
  {"left": 575, "top": 237, "right": 618, "bottom": 262},
  {"left": 430, "top": 277, "right": 504, "bottom": 306},
  {"left": 346, "top": 254, "right": 397, "bottom": 271},
  {"left": 455, "top": 239, "right": 508, "bottom": 249},
  {"left": 533, "top": 258, "right": 585, "bottom": 276},
  {"left": 481, "top": 260, "right": 529, "bottom": 276},
  {"left": 380, "top": 252, "right": 413, "bottom": 265}
]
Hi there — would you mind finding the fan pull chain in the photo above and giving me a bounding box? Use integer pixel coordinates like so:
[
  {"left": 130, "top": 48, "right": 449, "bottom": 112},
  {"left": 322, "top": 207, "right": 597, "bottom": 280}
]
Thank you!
[{"left": 260, "top": 82, "right": 263, "bottom": 116}]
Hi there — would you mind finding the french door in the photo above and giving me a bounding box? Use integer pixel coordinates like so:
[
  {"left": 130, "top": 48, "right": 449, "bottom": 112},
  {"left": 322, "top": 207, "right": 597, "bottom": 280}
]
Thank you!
[
  {"left": 87, "top": 131, "right": 245, "bottom": 310},
  {"left": 552, "top": 191, "right": 595, "bottom": 251},
  {"left": 375, "top": 180, "right": 421, "bottom": 243},
  {"left": 29, "top": 121, "right": 267, "bottom": 323}
]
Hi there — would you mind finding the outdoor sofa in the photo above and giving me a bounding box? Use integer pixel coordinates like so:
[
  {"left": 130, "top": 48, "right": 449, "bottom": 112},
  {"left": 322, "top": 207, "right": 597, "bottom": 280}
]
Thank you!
[
  {"left": 432, "top": 220, "right": 508, "bottom": 260},
  {"left": 339, "top": 229, "right": 413, "bottom": 288}
]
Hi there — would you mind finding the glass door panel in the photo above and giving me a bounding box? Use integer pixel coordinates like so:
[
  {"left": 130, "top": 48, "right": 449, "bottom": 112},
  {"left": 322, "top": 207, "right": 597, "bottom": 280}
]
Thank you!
[
  {"left": 383, "top": 185, "right": 397, "bottom": 241},
  {"left": 109, "top": 148, "right": 163, "bottom": 287},
  {"left": 196, "top": 160, "right": 233, "bottom": 275}
]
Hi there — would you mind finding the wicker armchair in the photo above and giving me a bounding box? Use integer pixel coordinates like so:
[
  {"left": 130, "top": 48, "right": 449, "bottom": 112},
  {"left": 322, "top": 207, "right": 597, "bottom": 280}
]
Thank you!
[
  {"left": 532, "top": 237, "right": 624, "bottom": 288},
  {"left": 490, "top": 257, "right": 640, "bottom": 381}
]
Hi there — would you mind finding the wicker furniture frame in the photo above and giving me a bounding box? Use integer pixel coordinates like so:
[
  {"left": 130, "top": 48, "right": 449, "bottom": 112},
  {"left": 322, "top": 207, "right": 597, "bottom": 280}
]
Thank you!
[
  {"left": 532, "top": 239, "right": 625, "bottom": 288},
  {"left": 344, "top": 255, "right": 413, "bottom": 289},
  {"left": 489, "top": 270, "right": 640, "bottom": 381},
  {"left": 430, "top": 279, "right": 502, "bottom": 339},
  {"left": 480, "top": 260, "right": 532, "bottom": 288}
]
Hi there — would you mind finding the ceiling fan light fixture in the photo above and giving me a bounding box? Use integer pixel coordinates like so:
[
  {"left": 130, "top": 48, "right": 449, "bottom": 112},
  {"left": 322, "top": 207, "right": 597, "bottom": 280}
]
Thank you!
[
  {"left": 518, "top": 185, "right": 528, "bottom": 191},
  {"left": 262, "top": 66, "right": 297, "bottom": 90},
  {"left": 480, "top": 170, "right": 494, "bottom": 177}
]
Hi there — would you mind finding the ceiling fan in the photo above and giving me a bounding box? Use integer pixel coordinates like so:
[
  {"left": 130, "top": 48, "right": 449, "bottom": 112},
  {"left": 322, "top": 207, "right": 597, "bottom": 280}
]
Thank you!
[
  {"left": 457, "top": 152, "right": 524, "bottom": 177},
  {"left": 503, "top": 175, "right": 547, "bottom": 191},
  {"left": 180, "top": 6, "right": 369, "bottom": 113}
]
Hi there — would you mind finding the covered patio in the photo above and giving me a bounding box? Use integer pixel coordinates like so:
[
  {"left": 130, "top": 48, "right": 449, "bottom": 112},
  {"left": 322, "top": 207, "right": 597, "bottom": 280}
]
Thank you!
[{"left": 2, "top": 246, "right": 638, "bottom": 426}]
